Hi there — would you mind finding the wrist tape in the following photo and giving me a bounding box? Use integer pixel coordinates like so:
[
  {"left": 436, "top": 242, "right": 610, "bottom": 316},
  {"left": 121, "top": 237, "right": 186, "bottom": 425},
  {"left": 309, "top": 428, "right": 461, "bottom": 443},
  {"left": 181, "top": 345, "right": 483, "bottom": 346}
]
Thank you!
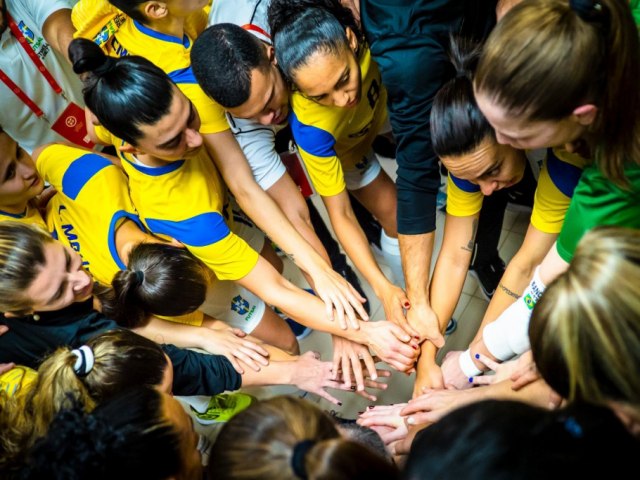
[
  {"left": 459, "top": 349, "right": 482, "bottom": 377},
  {"left": 483, "top": 267, "right": 546, "bottom": 361}
]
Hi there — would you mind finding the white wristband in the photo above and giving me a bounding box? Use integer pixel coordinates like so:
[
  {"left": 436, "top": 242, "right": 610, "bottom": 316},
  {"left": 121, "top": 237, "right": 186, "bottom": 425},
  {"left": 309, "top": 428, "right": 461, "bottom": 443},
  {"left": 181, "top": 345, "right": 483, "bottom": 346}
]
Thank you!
[{"left": 458, "top": 349, "right": 482, "bottom": 378}]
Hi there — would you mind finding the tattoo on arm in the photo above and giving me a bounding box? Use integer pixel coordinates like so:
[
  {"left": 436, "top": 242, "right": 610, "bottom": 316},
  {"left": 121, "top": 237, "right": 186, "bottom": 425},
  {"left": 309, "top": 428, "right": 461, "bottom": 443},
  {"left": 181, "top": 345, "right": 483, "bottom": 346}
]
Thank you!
[
  {"left": 498, "top": 283, "right": 520, "bottom": 300},
  {"left": 461, "top": 219, "right": 479, "bottom": 253}
]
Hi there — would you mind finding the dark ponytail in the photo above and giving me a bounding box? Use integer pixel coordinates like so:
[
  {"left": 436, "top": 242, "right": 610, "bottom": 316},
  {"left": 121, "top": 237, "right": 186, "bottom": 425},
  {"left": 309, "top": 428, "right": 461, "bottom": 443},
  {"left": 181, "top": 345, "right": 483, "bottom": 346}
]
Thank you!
[
  {"left": 68, "top": 38, "right": 175, "bottom": 146},
  {"left": 21, "top": 387, "right": 184, "bottom": 480},
  {"left": 475, "top": 0, "right": 640, "bottom": 185},
  {"left": 431, "top": 37, "right": 494, "bottom": 158},
  {"left": 101, "top": 242, "right": 210, "bottom": 328},
  {"left": 267, "top": 0, "right": 363, "bottom": 84}
]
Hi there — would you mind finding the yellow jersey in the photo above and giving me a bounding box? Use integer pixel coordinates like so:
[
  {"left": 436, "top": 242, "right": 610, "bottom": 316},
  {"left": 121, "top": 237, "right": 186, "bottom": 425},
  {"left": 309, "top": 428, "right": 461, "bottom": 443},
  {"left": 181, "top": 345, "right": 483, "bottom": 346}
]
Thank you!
[
  {"left": 36, "top": 144, "right": 144, "bottom": 286},
  {"left": 0, "top": 204, "right": 46, "bottom": 229},
  {"left": 0, "top": 365, "right": 37, "bottom": 399},
  {"left": 73, "top": 3, "right": 227, "bottom": 136},
  {"left": 289, "top": 46, "right": 388, "bottom": 197},
  {"left": 446, "top": 148, "right": 587, "bottom": 234},
  {"left": 96, "top": 128, "right": 258, "bottom": 281}
]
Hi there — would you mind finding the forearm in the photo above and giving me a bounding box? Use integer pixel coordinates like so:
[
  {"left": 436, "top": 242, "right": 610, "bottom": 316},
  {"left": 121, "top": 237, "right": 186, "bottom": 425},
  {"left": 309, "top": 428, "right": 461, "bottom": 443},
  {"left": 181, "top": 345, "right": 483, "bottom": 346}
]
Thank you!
[
  {"left": 134, "top": 317, "right": 209, "bottom": 350},
  {"left": 399, "top": 233, "right": 434, "bottom": 307},
  {"left": 205, "top": 132, "right": 329, "bottom": 275},
  {"left": 430, "top": 255, "right": 470, "bottom": 331},
  {"left": 326, "top": 197, "right": 390, "bottom": 296}
]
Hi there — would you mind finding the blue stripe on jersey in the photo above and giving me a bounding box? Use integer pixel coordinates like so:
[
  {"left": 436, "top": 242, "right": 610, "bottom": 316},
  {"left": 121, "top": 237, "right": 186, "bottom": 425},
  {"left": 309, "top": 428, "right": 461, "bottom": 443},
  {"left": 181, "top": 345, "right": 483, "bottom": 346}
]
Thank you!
[
  {"left": 109, "top": 211, "right": 147, "bottom": 270},
  {"left": 288, "top": 111, "right": 337, "bottom": 157},
  {"left": 124, "top": 159, "right": 185, "bottom": 176},
  {"left": 145, "top": 212, "right": 231, "bottom": 247},
  {"left": 450, "top": 174, "right": 480, "bottom": 193},
  {"left": 168, "top": 67, "right": 197, "bottom": 85},
  {"left": 133, "top": 19, "right": 190, "bottom": 47},
  {"left": 0, "top": 208, "right": 27, "bottom": 218},
  {"left": 546, "top": 148, "right": 582, "bottom": 198},
  {"left": 61, "top": 154, "right": 113, "bottom": 200},
  {"left": 51, "top": 228, "right": 58, "bottom": 240}
]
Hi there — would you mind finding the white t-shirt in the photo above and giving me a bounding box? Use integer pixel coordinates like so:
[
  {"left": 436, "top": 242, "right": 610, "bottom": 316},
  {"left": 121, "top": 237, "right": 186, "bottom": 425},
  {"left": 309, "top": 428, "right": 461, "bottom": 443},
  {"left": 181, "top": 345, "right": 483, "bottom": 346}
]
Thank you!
[
  {"left": 0, "top": 0, "right": 85, "bottom": 153},
  {"left": 208, "top": 0, "right": 286, "bottom": 191}
]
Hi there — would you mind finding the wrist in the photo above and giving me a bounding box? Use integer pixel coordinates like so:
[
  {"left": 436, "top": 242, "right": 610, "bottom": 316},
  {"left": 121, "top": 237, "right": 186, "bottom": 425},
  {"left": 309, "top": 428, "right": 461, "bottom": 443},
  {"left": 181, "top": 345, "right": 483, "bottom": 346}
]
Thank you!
[{"left": 458, "top": 349, "right": 482, "bottom": 377}]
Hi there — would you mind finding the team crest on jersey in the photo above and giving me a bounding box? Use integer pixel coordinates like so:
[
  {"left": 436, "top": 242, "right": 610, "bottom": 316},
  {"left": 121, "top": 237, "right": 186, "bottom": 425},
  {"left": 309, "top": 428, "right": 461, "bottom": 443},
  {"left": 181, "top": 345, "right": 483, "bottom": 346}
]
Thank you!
[
  {"left": 17, "top": 20, "right": 49, "bottom": 59},
  {"left": 231, "top": 295, "right": 250, "bottom": 315}
]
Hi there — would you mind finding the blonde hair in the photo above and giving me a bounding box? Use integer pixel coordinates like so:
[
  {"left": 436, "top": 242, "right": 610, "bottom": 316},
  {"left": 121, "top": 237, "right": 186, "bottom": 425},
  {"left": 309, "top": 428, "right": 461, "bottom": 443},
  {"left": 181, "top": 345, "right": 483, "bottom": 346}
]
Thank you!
[
  {"left": 209, "top": 396, "right": 398, "bottom": 480},
  {"left": 475, "top": 0, "right": 640, "bottom": 185},
  {"left": 0, "top": 222, "right": 53, "bottom": 313},
  {"left": 530, "top": 227, "right": 640, "bottom": 418},
  {"left": 0, "top": 330, "right": 167, "bottom": 467}
]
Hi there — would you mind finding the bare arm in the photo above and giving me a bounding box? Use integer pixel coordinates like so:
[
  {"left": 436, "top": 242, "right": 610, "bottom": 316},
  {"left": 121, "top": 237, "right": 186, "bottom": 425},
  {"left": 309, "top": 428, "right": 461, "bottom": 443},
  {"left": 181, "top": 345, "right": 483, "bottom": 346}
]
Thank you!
[
  {"left": 322, "top": 190, "right": 413, "bottom": 335},
  {"left": 474, "top": 225, "right": 557, "bottom": 343},
  {"left": 203, "top": 130, "right": 366, "bottom": 325},
  {"left": 42, "top": 8, "right": 75, "bottom": 63}
]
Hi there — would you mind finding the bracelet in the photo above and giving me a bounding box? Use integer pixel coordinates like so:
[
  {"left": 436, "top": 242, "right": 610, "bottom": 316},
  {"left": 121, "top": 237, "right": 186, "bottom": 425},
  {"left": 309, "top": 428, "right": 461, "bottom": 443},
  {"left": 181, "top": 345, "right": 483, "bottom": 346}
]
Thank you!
[{"left": 458, "top": 349, "right": 482, "bottom": 378}]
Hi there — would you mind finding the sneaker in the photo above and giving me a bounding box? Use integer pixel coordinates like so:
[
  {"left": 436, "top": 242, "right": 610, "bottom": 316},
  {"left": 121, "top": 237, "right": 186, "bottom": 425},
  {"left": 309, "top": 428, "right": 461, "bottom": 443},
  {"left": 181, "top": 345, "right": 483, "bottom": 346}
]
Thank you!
[
  {"left": 445, "top": 318, "right": 458, "bottom": 336},
  {"left": 336, "top": 265, "right": 371, "bottom": 316},
  {"left": 469, "top": 256, "right": 506, "bottom": 300},
  {"left": 191, "top": 392, "right": 255, "bottom": 425}
]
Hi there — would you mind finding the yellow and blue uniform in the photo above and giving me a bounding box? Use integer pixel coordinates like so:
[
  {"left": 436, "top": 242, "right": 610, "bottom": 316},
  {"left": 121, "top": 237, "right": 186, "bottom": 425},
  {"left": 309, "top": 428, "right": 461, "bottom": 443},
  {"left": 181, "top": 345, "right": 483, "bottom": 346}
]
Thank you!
[
  {"left": 36, "top": 144, "right": 145, "bottom": 286},
  {"left": 446, "top": 148, "right": 587, "bottom": 234},
  {"left": 95, "top": 128, "right": 259, "bottom": 281},
  {"left": 79, "top": 10, "right": 228, "bottom": 136},
  {"left": 289, "top": 47, "right": 388, "bottom": 197},
  {"left": 0, "top": 365, "right": 37, "bottom": 399},
  {"left": 0, "top": 204, "right": 46, "bottom": 229}
]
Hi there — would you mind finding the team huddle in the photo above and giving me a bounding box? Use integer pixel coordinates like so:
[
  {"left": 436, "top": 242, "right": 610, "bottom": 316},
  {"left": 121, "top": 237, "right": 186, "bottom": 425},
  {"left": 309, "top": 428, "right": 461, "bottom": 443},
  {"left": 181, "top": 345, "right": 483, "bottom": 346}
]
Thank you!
[{"left": 0, "top": 0, "right": 639, "bottom": 478}]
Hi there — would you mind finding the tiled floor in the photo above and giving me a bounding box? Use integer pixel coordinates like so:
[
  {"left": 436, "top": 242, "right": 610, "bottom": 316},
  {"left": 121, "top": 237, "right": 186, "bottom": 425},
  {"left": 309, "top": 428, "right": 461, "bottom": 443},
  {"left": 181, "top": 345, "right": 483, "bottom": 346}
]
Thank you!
[{"left": 240, "top": 154, "right": 531, "bottom": 419}]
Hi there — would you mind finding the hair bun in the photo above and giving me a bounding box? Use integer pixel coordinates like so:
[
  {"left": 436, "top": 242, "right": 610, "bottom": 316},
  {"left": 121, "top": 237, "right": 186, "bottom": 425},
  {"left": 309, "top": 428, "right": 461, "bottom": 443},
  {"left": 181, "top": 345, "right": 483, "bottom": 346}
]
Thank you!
[{"left": 68, "top": 38, "right": 113, "bottom": 76}]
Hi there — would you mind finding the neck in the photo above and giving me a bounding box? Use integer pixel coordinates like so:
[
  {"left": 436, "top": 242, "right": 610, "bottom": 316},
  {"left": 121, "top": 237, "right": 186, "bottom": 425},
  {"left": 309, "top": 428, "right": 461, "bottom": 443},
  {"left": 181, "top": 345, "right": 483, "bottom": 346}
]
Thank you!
[
  {"left": 0, "top": 200, "right": 28, "bottom": 215},
  {"left": 135, "top": 152, "right": 175, "bottom": 168},
  {"left": 114, "top": 218, "right": 152, "bottom": 265},
  {"left": 144, "top": 15, "right": 186, "bottom": 40}
]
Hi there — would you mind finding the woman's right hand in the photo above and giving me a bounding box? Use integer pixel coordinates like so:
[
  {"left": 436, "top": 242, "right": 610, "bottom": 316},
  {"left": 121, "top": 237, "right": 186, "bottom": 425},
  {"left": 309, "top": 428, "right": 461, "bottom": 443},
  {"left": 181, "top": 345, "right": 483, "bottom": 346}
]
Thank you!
[
  {"left": 201, "top": 327, "right": 270, "bottom": 374},
  {"left": 290, "top": 351, "right": 348, "bottom": 405},
  {"left": 359, "top": 320, "right": 419, "bottom": 372}
]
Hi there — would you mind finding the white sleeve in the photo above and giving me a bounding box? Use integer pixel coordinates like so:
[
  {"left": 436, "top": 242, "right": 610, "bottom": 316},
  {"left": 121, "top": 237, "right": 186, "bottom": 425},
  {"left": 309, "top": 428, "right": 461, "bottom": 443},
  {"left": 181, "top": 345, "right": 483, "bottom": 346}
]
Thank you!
[
  {"left": 482, "top": 267, "right": 547, "bottom": 361},
  {"left": 228, "top": 115, "right": 286, "bottom": 191},
  {"left": 15, "top": 0, "right": 77, "bottom": 31}
]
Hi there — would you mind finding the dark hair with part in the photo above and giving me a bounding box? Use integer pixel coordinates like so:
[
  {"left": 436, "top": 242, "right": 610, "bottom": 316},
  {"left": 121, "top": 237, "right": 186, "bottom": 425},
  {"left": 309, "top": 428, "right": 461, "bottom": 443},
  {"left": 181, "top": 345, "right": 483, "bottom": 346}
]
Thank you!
[
  {"left": 475, "top": 0, "right": 640, "bottom": 185},
  {"left": 21, "top": 387, "right": 185, "bottom": 480},
  {"left": 209, "top": 395, "right": 399, "bottom": 479},
  {"left": 405, "top": 399, "right": 639, "bottom": 479},
  {"left": 267, "top": 0, "right": 363, "bottom": 85},
  {"left": 192, "top": 23, "right": 271, "bottom": 108},
  {"left": 431, "top": 37, "right": 495, "bottom": 158},
  {"left": 68, "top": 38, "right": 175, "bottom": 146},
  {"left": 101, "top": 242, "right": 210, "bottom": 328}
]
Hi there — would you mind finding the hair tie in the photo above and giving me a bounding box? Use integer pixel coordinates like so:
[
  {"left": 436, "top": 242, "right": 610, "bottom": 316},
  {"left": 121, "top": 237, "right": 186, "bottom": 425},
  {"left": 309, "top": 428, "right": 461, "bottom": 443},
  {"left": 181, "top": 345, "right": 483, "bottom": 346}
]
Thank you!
[
  {"left": 455, "top": 70, "right": 468, "bottom": 79},
  {"left": 71, "top": 345, "right": 95, "bottom": 377},
  {"left": 93, "top": 56, "right": 117, "bottom": 77},
  {"left": 570, "top": 0, "right": 604, "bottom": 22},
  {"left": 291, "top": 439, "right": 316, "bottom": 479},
  {"left": 133, "top": 270, "right": 144, "bottom": 287}
]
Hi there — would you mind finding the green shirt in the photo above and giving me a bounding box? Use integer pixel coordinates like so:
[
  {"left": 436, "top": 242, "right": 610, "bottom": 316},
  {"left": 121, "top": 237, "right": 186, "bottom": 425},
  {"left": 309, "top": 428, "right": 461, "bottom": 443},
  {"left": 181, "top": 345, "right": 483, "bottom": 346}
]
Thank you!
[{"left": 556, "top": 162, "right": 640, "bottom": 262}]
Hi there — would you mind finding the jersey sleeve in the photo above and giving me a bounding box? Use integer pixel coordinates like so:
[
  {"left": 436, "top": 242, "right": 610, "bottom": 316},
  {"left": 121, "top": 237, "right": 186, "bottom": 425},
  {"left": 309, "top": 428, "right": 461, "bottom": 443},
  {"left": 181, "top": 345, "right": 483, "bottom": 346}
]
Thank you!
[
  {"left": 161, "top": 343, "right": 242, "bottom": 396},
  {"left": 289, "top": 109, "right": 346, "bottom": 197},
  {"left": 445, "top": 173, "right": 483, "bottom": 217},
  {"left": 176, "top": 80, "right": 230, "bottom": 135},
  {"left": 530, "top": 148, "right": 584, "bottom": 234},
  {"left": 143, "top": 212, "right": 259, "bottom": 281}
]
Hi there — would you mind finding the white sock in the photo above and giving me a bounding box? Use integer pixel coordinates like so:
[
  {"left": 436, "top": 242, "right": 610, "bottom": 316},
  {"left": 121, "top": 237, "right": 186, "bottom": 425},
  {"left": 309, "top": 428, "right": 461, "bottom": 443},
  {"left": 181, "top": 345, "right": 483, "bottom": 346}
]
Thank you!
[{"left": 380, "top": 230, "right": 405, "bottom": 288}]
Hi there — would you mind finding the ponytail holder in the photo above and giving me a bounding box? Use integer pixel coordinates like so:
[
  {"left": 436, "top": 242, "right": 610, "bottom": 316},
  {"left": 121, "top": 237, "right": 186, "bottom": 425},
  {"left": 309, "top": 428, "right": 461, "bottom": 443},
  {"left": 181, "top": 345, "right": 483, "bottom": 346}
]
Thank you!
[
  {"left": 291, "top": 439, "right": 316, "bottom": 479},
  {"left": 455, "top": 70, "right": 468, "bottom": 79},
  {"left": 570, "top": 0, "right": 604, "bottom": 22},
  {"left": 133, "top": 270, "right": 144, "bottom": 287},
  {"left": 71, "top": 345, "right": 95, "bottom": 377},
  {"left": 93, "top": 56, "right": 116, "bottom": 77}
]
